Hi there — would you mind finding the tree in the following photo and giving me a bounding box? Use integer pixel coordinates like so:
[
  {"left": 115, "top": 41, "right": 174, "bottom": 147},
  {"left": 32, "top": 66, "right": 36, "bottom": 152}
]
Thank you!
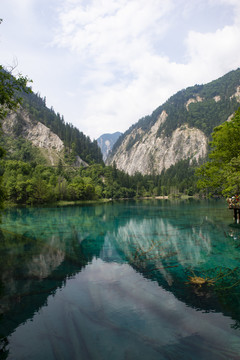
[
  {"left": 0, "top": 65, "right": 31, "bottom": 206},
  {"left": 196, "top": 107, "right": 240, "bottom": 196},
  {"left": 0, "top": 65, "right": 31, "bottom": 120},
  {"left": 57, "top": 158, "right": 63, "bottom": 175}
]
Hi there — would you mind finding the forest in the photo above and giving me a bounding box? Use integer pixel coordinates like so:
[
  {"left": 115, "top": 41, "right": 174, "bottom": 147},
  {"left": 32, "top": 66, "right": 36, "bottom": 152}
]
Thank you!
[
  {"left": 0, "top": 66, "right": 200, "bottom": 205},
  {"left": 112, "top": 68, "right": 240, "bottom": 155},
  {"left": 0, "top": 153, "right": 198, "bottom": 205},
  {"left": 197, "top": 106, "right": 240, "bottom": 197},
  {"left": 21, "top": 91, "right": 103, "bottom": 164},
  {"left": 0, "top": 65, "right": 239, "bottom": 205}
]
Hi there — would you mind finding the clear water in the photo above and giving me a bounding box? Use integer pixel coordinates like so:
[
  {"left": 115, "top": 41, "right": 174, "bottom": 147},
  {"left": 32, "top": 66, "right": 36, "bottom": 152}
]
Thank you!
[{"left": 0, "top": 199, "right": 240, "bottom": 360}]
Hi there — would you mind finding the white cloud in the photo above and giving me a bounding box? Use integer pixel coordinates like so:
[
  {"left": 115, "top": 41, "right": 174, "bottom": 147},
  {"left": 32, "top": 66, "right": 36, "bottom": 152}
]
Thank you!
[
  {"left": 52, "top": 0, "right": 181, "bottom": 136},
  {"left": 51, "top": 0, "right": 240, "bottom": 138},
  {"left": 1, "top": 0, "right": 240, "bottom": 139},
  {"left": 185, "top": 25, "right": 240, "bottom": 81},
  {"left": 55, "top": 0, "right": 173, "bottom": 62}
]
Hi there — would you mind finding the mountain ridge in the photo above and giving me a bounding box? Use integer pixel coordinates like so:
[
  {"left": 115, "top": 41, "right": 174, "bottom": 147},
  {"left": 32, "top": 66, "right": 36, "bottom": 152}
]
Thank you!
[
  {"left": 108, "top": 68, "right": 240, "bottom": 175},
  {"left": 1, "top": 90, "right": 103, "bottom": 166}
]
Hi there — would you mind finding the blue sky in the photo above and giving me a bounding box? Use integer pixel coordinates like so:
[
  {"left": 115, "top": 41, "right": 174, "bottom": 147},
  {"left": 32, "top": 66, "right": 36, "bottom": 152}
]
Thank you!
[{"left": 1, "top": 0, "right": 240, "bottom": 139}]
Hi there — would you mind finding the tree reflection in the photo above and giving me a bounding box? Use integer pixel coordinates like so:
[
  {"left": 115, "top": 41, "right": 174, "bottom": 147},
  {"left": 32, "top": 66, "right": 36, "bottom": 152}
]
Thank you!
[
  {"left": 0, "top": 200, "right": 240, "bottom": 350},
  {"left": 110, "top": 210, "right": 240, "bottom": 328},
  {"left": 0, "top": 205, "right": 107, "bottom": 340}
]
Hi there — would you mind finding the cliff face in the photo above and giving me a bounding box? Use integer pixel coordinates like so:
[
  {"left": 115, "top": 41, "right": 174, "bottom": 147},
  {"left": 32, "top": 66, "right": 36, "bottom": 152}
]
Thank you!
[
  {"left": 108, "top": 111, "right": 208, "bottom": 175},
  {"left": 2, "top": 109, "right": 65, "bottom": 165},
  {"left": 2, "top": 87, "right": 103, "bottom": 165},
  {"left": 3, "top": 110, "right": 64, "bottom": 151},
  {"left": 2, "top": 109, "right": 88, "bottom": 167},
  {"left": 108, "top": 68, "right": 240, "bottom": 175}
]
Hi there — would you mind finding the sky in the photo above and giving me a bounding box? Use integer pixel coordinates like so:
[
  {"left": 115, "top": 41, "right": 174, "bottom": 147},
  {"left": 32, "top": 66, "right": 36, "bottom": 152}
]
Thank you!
[{"left": 1, "top": 0, "right": 240, "bottom": 140}]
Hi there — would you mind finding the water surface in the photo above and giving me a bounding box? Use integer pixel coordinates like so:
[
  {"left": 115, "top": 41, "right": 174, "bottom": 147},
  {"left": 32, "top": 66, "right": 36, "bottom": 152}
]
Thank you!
[{"left": 0, "top": 199, "right": 240, "bottom": 359}]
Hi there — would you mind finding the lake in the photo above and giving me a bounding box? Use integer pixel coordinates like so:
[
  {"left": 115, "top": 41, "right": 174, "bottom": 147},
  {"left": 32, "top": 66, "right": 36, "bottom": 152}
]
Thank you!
[{"left": 0, "top": 199, "right": 240, "bottom": 359}]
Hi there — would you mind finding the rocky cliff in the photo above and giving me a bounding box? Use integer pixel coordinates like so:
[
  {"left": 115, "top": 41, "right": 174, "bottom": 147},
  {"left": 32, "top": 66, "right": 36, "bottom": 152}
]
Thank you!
[
  {"left": 2, "top": 108, "right": 89, "bottom": 166},
  {"left": 108, "top": 111, "right": 207, "bottom": 175},
  {"left": 108, "top": 68, "right": 240, "bottom": 175},
  {"left": 2, "top": 89, "right": 103, "bottom": 165},
  {"left": 2, "top": 109, "right": 65, "bottom": 165}
]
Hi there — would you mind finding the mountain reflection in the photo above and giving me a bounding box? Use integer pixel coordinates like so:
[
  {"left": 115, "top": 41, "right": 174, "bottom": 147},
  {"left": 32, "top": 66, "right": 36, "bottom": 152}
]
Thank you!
[
  {"left": 0, "top": 204, "right": 107, "bottom": 340},
  {"left": 107, "top": 205, "right": 240, "bottom": 329},
  {"left": 0, "top": 200, "right": 240, "bottom": 356},
  {"left": 112, "top": 216, "right": 212, "bottom": 268}
]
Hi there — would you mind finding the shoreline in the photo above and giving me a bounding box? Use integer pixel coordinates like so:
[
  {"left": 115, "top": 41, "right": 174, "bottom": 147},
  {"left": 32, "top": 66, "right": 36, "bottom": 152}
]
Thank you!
[{"left": 2, "top": 194, "right": 205, "bottom": 208}]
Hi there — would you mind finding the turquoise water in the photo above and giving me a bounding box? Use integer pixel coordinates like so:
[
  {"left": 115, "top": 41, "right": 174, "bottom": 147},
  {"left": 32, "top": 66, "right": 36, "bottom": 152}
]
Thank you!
[{"left": 0, "top": 199, "right": 240, "bottom": 359}]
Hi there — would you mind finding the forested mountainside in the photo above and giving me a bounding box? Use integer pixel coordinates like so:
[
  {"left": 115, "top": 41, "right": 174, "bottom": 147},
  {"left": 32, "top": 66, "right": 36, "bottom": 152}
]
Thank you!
[
  {"left": 97, "top": 132, "right": 122, "bottom": 161},
  {"left": 109, "top": 68, "right": 240, "bottom": 175},
  {"left": 1, "top": 66, "right": 240, "bottom": 203},
  {"left": 10, "top": 91, "right": 103, "bottom": 165}
]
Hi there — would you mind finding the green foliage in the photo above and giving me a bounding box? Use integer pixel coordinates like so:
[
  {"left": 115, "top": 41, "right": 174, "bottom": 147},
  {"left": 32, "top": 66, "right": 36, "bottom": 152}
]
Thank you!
[
  {"left": 196, "top": 107, "right": 240, "bottom": 196},
  {"left": 0, "top": 66, "right": 31, "bottom": 120},
  {"left": 160, "top": 159, "right": 198, "bottom": 196},
  {"left": 0, "top": 155, "right": 201, "bottom": 205},
  {"left": 156, "top": 69, "right": 240, "bottom": 138},
  {"left": 0, "top": 65, "right": 31, "bottom": 207},
  {"left": 0, "top": 136, "right": 46, "bottom": 164},
  {"left": 112, "top": 68, "right": 240, "bottom": 154},
  {"left": 20, "top": 91, "right": 103, "bottom": 164}
]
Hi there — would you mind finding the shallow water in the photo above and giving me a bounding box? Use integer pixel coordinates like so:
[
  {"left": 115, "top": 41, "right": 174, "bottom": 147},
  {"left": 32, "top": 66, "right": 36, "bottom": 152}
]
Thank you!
[{"left": 0, "top": 199, "right": 240, "bottom": 359}]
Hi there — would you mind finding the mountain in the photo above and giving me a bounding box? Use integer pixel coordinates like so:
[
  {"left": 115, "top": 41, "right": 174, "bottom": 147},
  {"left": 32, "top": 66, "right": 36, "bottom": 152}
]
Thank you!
[
  {"left": 2, "top": 109, "right": 66, "bottom": 166},
  {"left": 1, "top": 91, "right": 103, "bottom": 166},
  {"left": 97, "top": 132, "right": 122, "bottom": 161},
  {"left": 107, "top": 68, "right": 240, "bottom": 175}
]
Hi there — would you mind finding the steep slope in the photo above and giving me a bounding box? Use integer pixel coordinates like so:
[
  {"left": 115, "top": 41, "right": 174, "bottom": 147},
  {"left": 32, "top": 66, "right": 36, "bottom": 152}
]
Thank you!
[
  {"left": 97, "top": 132, "right": 122, "bottom": 161},
  {"left": 108, "top": 68, "right": 240, "bottom": 175},
  {"left": 21, "top": 91, "right": 103, "bottom": 164},
  {"left": 1, "top": 90, "right": 102, "bottom": 166},
  {"left": 2, "top": 109, "right": 65, "bottom": 165}
]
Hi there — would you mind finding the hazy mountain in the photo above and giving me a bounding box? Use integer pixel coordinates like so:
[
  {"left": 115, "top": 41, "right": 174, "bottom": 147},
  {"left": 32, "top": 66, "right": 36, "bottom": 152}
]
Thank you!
[
  {"left": 108, "top": 68, "right": 240, "bottom": 175},
  {"left": 97, "top": 132, "right": 122, "bottom": 161}
]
